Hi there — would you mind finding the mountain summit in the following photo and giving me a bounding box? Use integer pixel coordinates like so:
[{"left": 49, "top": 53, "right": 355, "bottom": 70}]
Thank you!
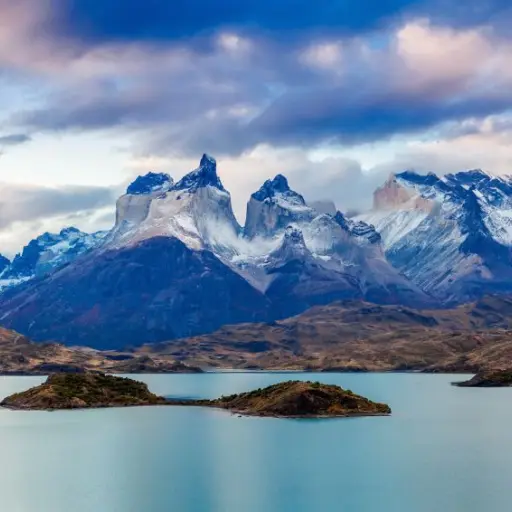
[
  {"left": 252, "top": 174, "right": 295, "bottom": 201},
  {"left": 2, "top": 158, "right": 505, "bottom": 349},
  {"left": 126, "top": 172, "right": 174, "bottom": 195},
  {"left": 357, "top": 169, "right": 512, "bottom": 302},
  {"left": 0, "top": 227, "right": 106, "bottom": 289},
  {"left": 174, "top": 154, "right": 225, "bottom": 192},
  {"left": 245, "top": 175, "right": 315, "bottom": 239}
]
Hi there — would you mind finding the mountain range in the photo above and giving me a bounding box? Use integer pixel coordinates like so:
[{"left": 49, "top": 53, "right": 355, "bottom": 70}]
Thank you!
[
  {"left": 357, "top": 169, "right": 512, "bottom": 303},
  {"left": 0, "top": 155, "right": 511, "bottom": 349}
]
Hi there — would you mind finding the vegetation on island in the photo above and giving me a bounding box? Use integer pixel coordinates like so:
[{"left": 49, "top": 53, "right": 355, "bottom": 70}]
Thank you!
[
  {"left": 204, "top": 380, "right": 391, "bottom": 418},
  {"left": 0, "top": 373, "right": 167, "bottom": 410},
  {"left": 1, "top": 374, "right": 390, "bottom": 418}
]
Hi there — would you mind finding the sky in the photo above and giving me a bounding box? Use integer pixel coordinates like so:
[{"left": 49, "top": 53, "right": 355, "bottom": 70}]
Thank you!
[{"left": 0, "top": 0, "right": 512, "bottom": 256}]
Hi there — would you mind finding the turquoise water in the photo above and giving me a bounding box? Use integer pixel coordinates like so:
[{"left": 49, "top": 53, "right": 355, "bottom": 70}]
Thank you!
[{"left": 0, "top": 372, "right": 511, "bottom": 511}]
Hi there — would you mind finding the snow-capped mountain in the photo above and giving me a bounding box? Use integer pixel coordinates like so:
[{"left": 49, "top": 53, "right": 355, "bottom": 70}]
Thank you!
[
  {"left": 356, "top": 169, "right": 512, "bottom": 302},
  {"left": 0, "top": 236, "right": 271, "bottom": 349},
  {"left": 262, "top": 225, "right": 364, "bottom": 316},
  {"left": 109, "top": 154, "right": 240, "bottom": 255},
  {"left": 0, "top": 154, "right": 430, "bottom": 347},
  {"left": 126, "top": 171, "right": 174, "bottom": 195},
  {"left": 0, "top": 227, "right": 106, "bottom": 290},
  {"left": 244, "top": 175, "right": 316, "bottom": 239}
]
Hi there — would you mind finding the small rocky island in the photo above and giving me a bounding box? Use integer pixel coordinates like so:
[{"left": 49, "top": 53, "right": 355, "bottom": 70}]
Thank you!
[
  {"left": 0, "top": 373, "right": 167, "bottom": 410},
  {"left": 1, "top": 375, "right": 391, "bottom": 418},
  {"left": 198, "top": 381, "right": 391, "bottom": 418},
  {"left": 454, "top": 369, "right": 512, "bottom": 387}
]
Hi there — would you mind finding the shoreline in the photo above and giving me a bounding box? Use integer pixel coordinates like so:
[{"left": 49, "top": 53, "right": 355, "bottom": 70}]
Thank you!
[{"left": 0, "top": 369, "right": 476, "bottom": 377}]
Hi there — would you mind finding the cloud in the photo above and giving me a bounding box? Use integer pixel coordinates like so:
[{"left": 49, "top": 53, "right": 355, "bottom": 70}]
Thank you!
[
  {"left": 0, "top": 134, "right": 31, "bottom": 147},
  {"left": 3, "top": 17, "right": 511, "bottom": 160},
  {"left": 0, "top": 183, "right": 115, "bottom": 230},
  {"left": 0, "top": 0, "right": 512, "bottom": 229},
  {"left": 0, "top": 206, "right": 115, "bottom": 258},
  {"left": 0, "top": 134, "right": 32, "bottom": 158},
  {"left": 0, "top": 182, "right": 116, "bottom": 256},
  {"left": 369, "top": 112, "right": 512, "bottom": 177}
]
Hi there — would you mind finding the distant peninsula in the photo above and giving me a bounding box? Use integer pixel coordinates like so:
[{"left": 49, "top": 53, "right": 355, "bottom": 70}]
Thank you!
[
  {"left": 1, "top": 374, "right": 391, "bottom": 418},
  {"left": 454, "top": 369, "right": 512, "bottom": 387}
]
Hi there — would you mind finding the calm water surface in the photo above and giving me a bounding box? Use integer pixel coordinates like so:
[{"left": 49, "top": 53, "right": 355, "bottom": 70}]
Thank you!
[{"left": 0, "top": 372, "right": 511, "bottom": 512}]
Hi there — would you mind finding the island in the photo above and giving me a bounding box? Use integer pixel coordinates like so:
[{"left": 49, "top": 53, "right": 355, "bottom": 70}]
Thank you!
[
  {"left": 1, "top": 374, "right": 391, "bottom": 418},
  {"left": 454, "top": 369, "right": 512, "bottom": 387},
  {"left": 0, "top": 373, "right": 167, "bottom": 410},
  {"left": 203, "top": 381, "right": 391, "bottom": 418}
]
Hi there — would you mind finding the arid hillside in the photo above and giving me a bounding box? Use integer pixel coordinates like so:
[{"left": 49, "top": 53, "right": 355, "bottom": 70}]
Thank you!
[{"left": 139, "top": 297, "right": 512, "bottom": 372}]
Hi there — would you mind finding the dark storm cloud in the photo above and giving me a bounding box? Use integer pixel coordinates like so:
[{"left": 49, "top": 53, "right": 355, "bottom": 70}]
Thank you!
[
  {"left": 2, "top": 0, "right": 512, "bottom": 158},
  {"left": 242, "top": 88, "right": 512, "bottom": 150},
  {"left": 14, "top": 49, "right": 512, "bottom": 158}
]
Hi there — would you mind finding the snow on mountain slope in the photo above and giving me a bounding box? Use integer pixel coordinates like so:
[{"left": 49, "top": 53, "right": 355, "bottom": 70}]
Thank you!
[
  {"left": 0, "top": 154, "right": 451, "bottom": 348},
  {"left": 0, "top": 236, "right": 271, "bottom": 349},
  {"left": 232, "top": 176, "right": 429, "bottom": 306},
  {"left": 126, "top": 172, "right": 174, "bottom": 195},
  {"left": 261, "top": 225, "right": 364, "bottom": 316},
  {"left": 107, "top": 163, "right": 429, "bottom": 308},
  {"left": 358, "top": 209, "right": 429, "bottom": 250},
  {"left": 244, "top": 175, "right": 316, "bottom": 239},
  {"left": 0, "top": 227, "right": 106, "bottom": 290},
  {"left": 356, "top": 170, "right": 512, "bottom": 302},
  {"left": 107, "top": 154, "right": 241, "bottom": 255}
]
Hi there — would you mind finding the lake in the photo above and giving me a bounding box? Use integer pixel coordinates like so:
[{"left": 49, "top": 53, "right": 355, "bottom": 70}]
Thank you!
[{"left": 0, "top": 372, "right": 511, "bottom": 511}]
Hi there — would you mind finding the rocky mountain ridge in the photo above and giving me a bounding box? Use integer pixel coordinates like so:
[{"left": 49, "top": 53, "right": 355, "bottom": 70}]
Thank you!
[
  {"left": 1, "top": 158, "right": 512, "bottom": 348},
  {"left": 357, "top": 169, "right": 512, "bottom": 302}
]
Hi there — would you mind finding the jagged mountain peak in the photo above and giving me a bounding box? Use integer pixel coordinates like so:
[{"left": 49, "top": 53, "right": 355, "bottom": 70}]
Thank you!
[
  {"left": 174, "top": 153, "right": 226, "bottom": 192},
  {"left": 449, "top": 168, "right": 490, "bottom": 183},
  {"left": 357, "top": 167, "right": 512, "bottom": 302},
  {"left": 200, "top": 153, "right": 216, "bottom": 171},
  {"left": 349, "top": 220, "right": 382, "bottom": 244},
  {"left": 3, "top": 227, "right": 106, "bottom": 283},
  {"left": 59, "top": 226, "right": 81, "bottom": 236},
  {"left": 395, "top": 169, "right": 508, "bottom": 196},
  {"left": 127, "top": 172, "right": 174, "bottom": 195},
  {"left": 110, "top": 153, "right": 239, "bottom": 254},
  {"left": 245, "top": 175, "right": 314, "bottom": 239},
  {"left": 252, "top": 174, "right": 293, "bottom": 201},
  {"left": 396, "top": 170, "right": 441, "bottom": 187}
]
